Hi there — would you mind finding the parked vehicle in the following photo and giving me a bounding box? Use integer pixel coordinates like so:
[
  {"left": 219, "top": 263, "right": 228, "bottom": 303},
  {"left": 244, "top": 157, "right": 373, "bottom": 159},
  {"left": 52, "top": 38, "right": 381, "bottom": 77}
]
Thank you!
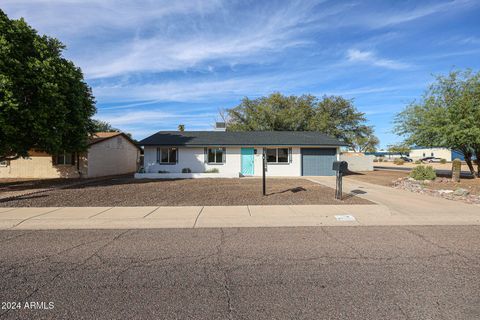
[
  {"left": 400, "top": 156, "right": 413, "bottom": 162},
  {"left": 420, "top": 157, "right": 442, "bottom": 163}
]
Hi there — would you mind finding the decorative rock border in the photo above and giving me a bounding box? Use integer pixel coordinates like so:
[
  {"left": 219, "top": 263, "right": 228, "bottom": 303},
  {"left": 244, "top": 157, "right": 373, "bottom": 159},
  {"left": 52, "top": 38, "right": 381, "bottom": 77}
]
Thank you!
[{"left": 392, "top": 177, "right": 480, "bottom": 205}]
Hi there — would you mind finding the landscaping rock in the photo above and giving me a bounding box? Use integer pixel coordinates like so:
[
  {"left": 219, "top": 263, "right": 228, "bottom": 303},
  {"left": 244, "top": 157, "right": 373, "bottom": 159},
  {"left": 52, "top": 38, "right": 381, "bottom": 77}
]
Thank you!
[
  {"left": 453, "top": 188, "right": 470, "bottom": 197},
  {"left": 393, "top": 177, "right": 480, "bottom": 205},
  {"left": 438, "top": 189, "right": 454, "bottom": 194}
]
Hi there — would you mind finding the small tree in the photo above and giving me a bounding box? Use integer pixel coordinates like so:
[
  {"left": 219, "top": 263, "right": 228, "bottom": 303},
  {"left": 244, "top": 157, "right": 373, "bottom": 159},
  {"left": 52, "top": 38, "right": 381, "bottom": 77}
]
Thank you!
[
  {"left": 395, "top": 70, "right": 480, "bottom": 178},
  {"left": 0, "top": 10, "right": 96, "bottom": 161},
  {"left": 178, "top": 124, "right": 185, "bottom": 132},
  {"left": 387, "top": 144, "right": 411, "bottom": 156}
]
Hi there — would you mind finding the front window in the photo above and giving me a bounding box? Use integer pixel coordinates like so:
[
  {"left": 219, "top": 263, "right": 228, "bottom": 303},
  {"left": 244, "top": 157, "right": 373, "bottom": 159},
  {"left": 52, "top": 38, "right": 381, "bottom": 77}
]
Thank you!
[
  {"left": 207, "top": 148, "right": 225, "bottom": 164},
  {"left": 54, "top": 152, "right": 74, "bottom": 165},
  {"left": 266, "top": 148, "right": 289, "bottom": 163},
  {"left": 157, "top": 148, "right": 177, "bottom": 164}
]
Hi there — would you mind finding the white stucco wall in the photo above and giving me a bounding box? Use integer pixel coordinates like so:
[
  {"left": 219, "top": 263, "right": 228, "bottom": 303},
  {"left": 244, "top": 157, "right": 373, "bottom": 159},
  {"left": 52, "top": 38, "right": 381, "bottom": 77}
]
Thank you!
[
  {"left": 144, "top": 147, "right": 242, "bottom": 176},
  {"left": 144, "top": 146, "right": 338, "bottom": 177},
  {"left": 339, "top": 154, "right": 374, "bottom": 171},
  {"left": 409, "top": 148, "right": 452, "bottom": 161},
  {"left": 86, "top": 135, "right": 139, "bottom": 178}
]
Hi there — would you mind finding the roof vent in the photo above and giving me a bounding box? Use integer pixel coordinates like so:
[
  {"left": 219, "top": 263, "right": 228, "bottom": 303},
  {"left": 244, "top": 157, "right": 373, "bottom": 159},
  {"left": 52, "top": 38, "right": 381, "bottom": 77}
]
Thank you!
[{"left": 215, "top": 122, "right": 226, "bottom": 131}]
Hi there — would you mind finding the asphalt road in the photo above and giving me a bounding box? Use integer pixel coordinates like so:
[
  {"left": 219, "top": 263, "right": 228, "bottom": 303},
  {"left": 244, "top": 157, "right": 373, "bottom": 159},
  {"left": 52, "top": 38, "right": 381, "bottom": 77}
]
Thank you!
[{"left": 1, "top": 226, "right": 479, "bottom": 319}]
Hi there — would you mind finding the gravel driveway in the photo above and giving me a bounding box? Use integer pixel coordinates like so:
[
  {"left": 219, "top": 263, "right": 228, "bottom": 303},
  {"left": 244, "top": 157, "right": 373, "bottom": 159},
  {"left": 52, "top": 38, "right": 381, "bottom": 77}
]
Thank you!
[{"left": 0, "top": 177, "right": 371, "bottom": 207}]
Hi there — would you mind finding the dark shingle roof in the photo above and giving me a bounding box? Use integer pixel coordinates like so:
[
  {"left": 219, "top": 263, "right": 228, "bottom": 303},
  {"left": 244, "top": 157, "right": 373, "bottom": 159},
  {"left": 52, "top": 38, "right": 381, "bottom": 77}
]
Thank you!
[{"left": 138, "top": 131, "right": 348, "bottom": 147}]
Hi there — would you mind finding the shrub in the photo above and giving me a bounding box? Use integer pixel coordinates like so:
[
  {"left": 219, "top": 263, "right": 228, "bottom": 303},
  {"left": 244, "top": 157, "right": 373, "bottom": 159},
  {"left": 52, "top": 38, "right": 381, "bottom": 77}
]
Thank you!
[
  {"left": 440, "top": 158, "right": 447, "bottom": 164},
  {"left": 158, "top": 170, "right": 169, "bottom": 174},
  {"left": 393, "top": 158, "right": 405, "bottom": 165},
  {"left": 414, "top": 160, "right": 421, "bottom": 164},
  {"left": 137, "top": 167, "right": 145, "bottom": 173},
  {"left": 182, "top": 168, "right": 192, "bottom": 173},
  {"left": 378, "top": 158, "right": 384, "bottom": 162},
  {"left": 205, "top": 168, "right": 219, "bottom": 173},
  {"left": 410, "top": 165, "right": 436, "bottom": 181},
  {"left": 373, "top": 158, "right": 379, "bottom": 162}
]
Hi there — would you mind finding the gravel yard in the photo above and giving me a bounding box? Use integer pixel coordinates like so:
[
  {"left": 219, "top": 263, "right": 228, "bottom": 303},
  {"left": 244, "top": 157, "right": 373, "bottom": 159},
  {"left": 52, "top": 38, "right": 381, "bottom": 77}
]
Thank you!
[
  {"left": 0, "top": 177, "right": 372, "bottom": 207},
  {"left": 345, "top": 170, "right": 409, "bottom": 186}
]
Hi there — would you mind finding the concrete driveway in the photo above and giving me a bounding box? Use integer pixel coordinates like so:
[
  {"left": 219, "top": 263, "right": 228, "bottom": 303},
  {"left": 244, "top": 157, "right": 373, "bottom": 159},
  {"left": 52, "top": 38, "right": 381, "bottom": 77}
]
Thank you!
[{"left": 308, "top": 176, "right": 480, "bottom": 223}]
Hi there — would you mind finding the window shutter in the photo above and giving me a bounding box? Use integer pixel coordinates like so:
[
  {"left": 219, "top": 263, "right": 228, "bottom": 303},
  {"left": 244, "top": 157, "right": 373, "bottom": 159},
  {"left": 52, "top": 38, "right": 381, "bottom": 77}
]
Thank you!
[
  {"left": 52, "top": 155, "right": 57, "bottom": 165},
  {"left": 71, "top": 153, "right": 76, "bottom": 165},
  {"left": 176, "top": 148, "right": 179, "bottom": 163},
  {"left": 156, "top": 148, "right": 160, "bottom": 163},
  {"left": 222, "top": 148, "right": 226, "bottom": 163},
  {"left": 289, "top": 148, "right": 292, "bottom": 163},
  {"left": 204, "top": 147, "right": 208, "bottom": 163}
]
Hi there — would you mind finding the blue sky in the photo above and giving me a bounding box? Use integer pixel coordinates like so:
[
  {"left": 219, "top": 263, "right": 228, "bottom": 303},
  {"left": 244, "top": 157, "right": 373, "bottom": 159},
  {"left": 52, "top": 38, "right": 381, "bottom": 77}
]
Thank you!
[{"left": 3, "top": 0, "right": 480, "bottom": 148}]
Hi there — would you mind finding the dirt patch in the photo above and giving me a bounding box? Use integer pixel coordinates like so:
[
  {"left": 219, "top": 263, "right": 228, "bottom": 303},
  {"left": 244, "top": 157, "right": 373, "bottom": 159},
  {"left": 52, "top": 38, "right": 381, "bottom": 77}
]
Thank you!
[
  {"left": 0, "top": 178, "right": 372, "bottom": 207},
  {"left": 345, "top": 171, "right": 409, "bottom": 187}
]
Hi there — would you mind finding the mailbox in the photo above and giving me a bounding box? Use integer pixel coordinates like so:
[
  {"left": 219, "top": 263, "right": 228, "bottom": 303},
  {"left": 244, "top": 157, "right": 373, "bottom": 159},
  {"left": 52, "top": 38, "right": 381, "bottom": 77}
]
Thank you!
[{"left": 332, "top": 161, "right": 348, "bottom": 173}]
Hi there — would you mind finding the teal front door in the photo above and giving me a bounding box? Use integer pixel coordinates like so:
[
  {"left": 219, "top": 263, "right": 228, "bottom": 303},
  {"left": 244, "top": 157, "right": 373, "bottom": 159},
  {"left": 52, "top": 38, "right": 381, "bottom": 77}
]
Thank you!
[{"left": 241, "top": 148, "right": 254, "bottom": 175}]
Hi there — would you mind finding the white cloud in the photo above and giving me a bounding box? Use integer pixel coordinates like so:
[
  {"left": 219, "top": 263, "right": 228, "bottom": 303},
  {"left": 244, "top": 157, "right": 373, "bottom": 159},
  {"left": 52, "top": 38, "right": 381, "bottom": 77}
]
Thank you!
[
  {"left": 346, "top": 49, "right": 411, "bottom": 70},
  {"left": 2, "top": 0, "right": 323, "bottom": 79}
]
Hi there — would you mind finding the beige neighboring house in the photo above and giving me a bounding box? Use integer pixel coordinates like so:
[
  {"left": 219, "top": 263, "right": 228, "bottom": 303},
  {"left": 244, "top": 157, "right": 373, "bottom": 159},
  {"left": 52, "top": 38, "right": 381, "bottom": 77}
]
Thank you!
[
  {"left": 409, "top": 147, "right": 453, "bottom": 161},
  {"left": 0, "top": 132, "right": 141, "bottom": 179}
]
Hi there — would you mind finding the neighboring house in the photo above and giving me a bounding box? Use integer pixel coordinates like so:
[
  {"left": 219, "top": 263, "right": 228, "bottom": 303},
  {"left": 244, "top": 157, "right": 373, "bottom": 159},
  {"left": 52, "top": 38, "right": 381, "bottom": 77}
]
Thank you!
[
  {"left": 0, "top": 132, "right": 140, "bottom": 179},
  {"left": 409, "top": 147, "right": 454, "bottom": 161},
  {"left": 138, "top": 130, "right": 347, "bottom": 177}
]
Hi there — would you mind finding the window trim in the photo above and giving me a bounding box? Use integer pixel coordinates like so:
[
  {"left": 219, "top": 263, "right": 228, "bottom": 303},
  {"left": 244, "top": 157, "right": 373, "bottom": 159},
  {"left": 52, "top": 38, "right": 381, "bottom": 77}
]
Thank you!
[
  {"left": 265, "top": 148, "right": 291, "bottom": 165},
  {"left": 205, "top": 147, "right": 226, "bottom": 164},
  {"left": 156, "top": 147, "right": 178, "bottom": 164},
  {"left": 53, "top": 152, "right": 75, "bottom": 166}
]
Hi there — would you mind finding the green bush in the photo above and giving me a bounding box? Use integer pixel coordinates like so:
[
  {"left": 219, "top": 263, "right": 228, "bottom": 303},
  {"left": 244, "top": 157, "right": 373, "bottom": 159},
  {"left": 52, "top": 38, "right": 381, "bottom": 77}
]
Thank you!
[
  {"left": 440, "top": 158, "right": 447, "bottom": 164},
  {"left": 414, "top": 160, "right": 421, "bottom": 164},
  {"left": 378, "top": 158, "right": 384, "bottom": 162},
  {"left": 182, "top": 168, "right": 192, "bottom": 173},
  {"left": 158, "top": 170, "right": 169, "bottom": 174},
  {"left": 373, "top": 158, "right": 379, "bottom": 162},
  {"left": 393, "top": 158, "right": 405, "bottom": 165},
  {"left": 410, "top": 165, "right": 436, "bottom": 181},
  {"left": 205, "top": 168, "right": 219, "bottom": 173}
]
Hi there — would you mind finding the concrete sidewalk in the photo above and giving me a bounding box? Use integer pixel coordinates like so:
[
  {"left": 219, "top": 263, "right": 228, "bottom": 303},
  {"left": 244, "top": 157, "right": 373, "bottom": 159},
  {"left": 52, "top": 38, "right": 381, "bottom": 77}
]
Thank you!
[
  {"left": 1, "top": 176, "right": 479, "bottom": 230},
  {"left": 0, "top": 202, "right": 479, "bottom": 230}
]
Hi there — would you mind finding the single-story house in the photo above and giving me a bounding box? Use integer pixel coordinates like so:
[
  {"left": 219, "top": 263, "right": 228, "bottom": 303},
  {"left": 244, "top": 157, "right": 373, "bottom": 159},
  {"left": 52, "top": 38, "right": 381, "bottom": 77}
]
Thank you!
[
  {"left": 137, "top": 131, "right": 348, "bottom": 177},
  {"left": 0, "top": 132, "right": 141, "bottom": 179},
  {"left": 409, "top": 147, "right": 456, "bottom": 161}
]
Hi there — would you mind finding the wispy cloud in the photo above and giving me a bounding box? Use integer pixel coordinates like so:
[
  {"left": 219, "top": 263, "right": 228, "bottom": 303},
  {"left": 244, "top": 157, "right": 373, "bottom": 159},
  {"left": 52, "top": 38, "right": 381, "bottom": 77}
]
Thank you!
[
  {"left": 354, "top": 0, "right": 477, "bottom": 28},
  {"left": 346, "top": 49, "right": 411, "bottom": 70}
]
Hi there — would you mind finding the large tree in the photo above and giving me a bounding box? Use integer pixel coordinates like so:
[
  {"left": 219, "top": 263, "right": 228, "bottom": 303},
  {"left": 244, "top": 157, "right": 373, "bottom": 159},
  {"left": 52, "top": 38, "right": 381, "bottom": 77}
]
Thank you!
[
  {"left": 0, "top": 10, "right": 96, "bottom": 161},
  {"left": 394, "top": 70, "right": 480, "bottom": 177},
  {"left": 225, "top": 93, "right": 377, "bottom": 151}
]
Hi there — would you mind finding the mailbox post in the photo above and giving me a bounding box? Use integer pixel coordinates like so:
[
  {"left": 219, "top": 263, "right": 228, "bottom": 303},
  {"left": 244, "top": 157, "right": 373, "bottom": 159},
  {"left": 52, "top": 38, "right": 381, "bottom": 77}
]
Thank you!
[
  {"left": 262, "top": 149, "right": 267, "bottom": 196},
  {"left": 332, "top": 161, "right": 348, "bottom": 200}
]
